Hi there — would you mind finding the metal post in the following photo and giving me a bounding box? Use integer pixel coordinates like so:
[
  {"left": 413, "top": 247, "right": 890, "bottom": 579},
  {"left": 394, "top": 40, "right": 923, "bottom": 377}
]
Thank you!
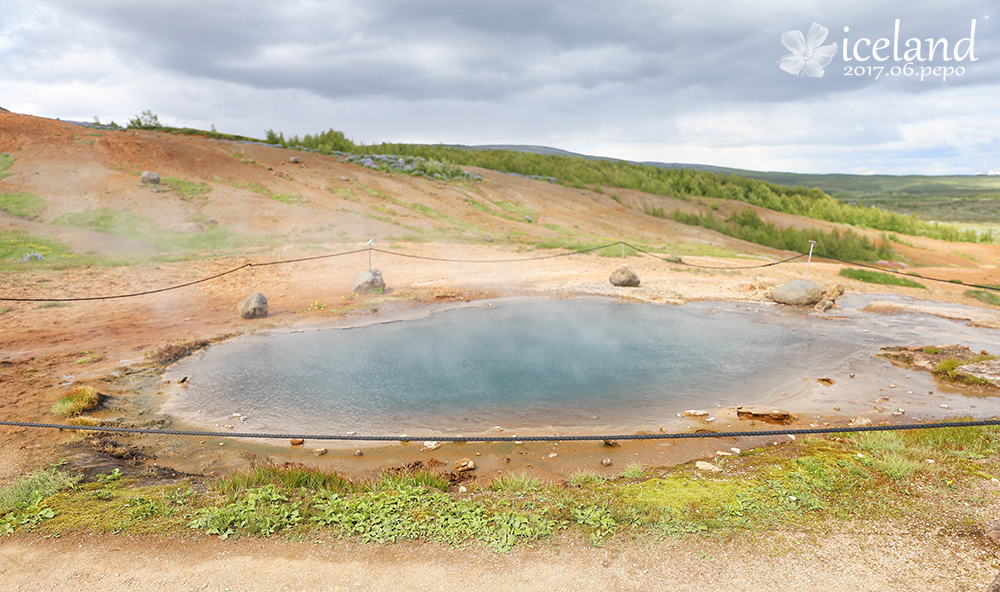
[
  {"left": 249, "top": 263, "right": 253, "bottom": 294},
  {"left": 805, "top": 240, "right": 816, "bottom": 280},
  {"left": 367, "top": 238, "right": 373, "bottom": 271}
]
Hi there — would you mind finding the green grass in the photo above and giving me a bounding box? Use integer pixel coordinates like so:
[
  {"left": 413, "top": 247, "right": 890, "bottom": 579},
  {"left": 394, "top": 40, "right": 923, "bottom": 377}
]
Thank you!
[
  {"left": 162, "top": 177, "right": 211, "bottom": 201},
  {"left": 5, "top": 422, "right": 1000, "bottom": 550},
  {"left": 933, "top": 356, "right": 997, "bottom": 386},
  {"left": 51, "top": 208, "right": 258, "bottom": 254},
  {"left": 233, "top": 182, "right": 305, "bottom": 205},
  {"left": 0, "top": 230, "right": 75, "bottom": 262},
  {"left": 51, "top": 386, "right": 100, "bottom": 417},
  {"left": 0, "top": 465, "right": 80, "bottom": 533},
  {"left": 965, "top": 289, "right": 1000, "bottom": 307},
  {"left": 838, "top": 268, "right": 927, "bottom": 288},
  {"left": 0, "top": 192, "right": 45, "bottom": 219},
  {"left": 0, "top": 152, "right": 16, "bottom": 180}
]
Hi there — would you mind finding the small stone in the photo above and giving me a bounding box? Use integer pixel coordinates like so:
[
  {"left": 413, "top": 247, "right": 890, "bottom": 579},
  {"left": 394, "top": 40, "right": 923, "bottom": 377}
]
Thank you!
[
  {"left": 346, "top": 431, "right": 356, "bottom": 436},
  {"left": 353, "top": 269, "right": 386, "bottom": 294},
  {"left": 730, "top": 448, "right": 741, "bottom": 454},
  {"left": 695, "top": 461, "right": 721, "bottom": 472},
  {"left": 289, "top": 156, "right": 300, "bottom": 164},
  {"left": 422, "top": 441, "right": 442, "bottom": 450},
  {"left": 547, "top": 452, "right": 558, "bottom": 458},
  {"left": 490, "top": 426, "right": 504, "bottom": 432},
  {"left": 683, "top": 410, "right": 709, "bottom": 417},
  {"left": 353, "top": 449, "right": 363, "bottom": 456},
  {"left": 848, "top": 416, "right": 872, "bottom": 427},
  {"left": 454, "top": 458, "right": 476, "bottom": 472},
  {"left": 223, "top": 425, "right": 233, "bottom": 430},
  {"left": 312, "top": 448, "right": 327, "bottom": 456},
  {"left": 601, "top": 458, "right": 613, "bottom": 467},
  {"left": 715, "top": 451, "right": 732, "bottom": 456},
  {"left": 458, "top": 485, "right": 467, "bottom": 493},
  {"left": 940, "top": 404, "right": 951, "bottom": 409},
  {"left": 602, "top": 439, "right": 620, "bottom": 447},
  {"left": 290, "top": 438, "right": 305, "bottom": 446},
  {"left": 140, "top": 171, "right": 160, "bottom": 184},
  {"left": 238, "top": 292, "right": 268, "bottom": 319},
  {"left": 926, "top": 459, "right": 935, "bottom": 464},
  {"left": 609, "top": 266, "right": 640, "bottom": 287}
]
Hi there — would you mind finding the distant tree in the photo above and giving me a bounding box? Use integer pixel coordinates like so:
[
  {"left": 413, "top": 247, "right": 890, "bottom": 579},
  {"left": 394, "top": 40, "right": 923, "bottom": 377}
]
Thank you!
[{"left": 128, "top": 110, "right": 162, "bottom": 129}]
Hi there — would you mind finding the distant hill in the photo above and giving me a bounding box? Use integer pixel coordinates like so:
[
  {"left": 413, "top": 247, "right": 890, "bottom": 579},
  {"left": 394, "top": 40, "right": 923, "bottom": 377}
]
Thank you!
[{"left": 466, "top": 144, "right": 1000, "bottom": 224}]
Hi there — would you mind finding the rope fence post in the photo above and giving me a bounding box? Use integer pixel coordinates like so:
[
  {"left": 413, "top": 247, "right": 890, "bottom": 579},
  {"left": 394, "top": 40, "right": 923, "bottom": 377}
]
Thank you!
[{"left": 805, "top": 240, "right": 816, "bottom": 281}]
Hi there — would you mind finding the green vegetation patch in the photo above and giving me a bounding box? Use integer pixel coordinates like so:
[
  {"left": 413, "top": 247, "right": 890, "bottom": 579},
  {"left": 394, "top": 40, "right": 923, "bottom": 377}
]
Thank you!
[
  {"left": 0, "top": 230, "right": 74, "bottom": 261},
  {"left": 0, "top": 152, "right": 15, "bottom": 180},
  {"left": 233, "top": 182, "right": 305, "bottom": 205},
  {"left": 0, "top": 192, "right": 45, "bottom": 219},
  {"left": 4, "top": 422, "right": 1000, "bottom": 549},
  {"left": 671, "top": 209, "right": 894, "bottom": 262},
  {"left": 838, "top": 268, "right": 927, "bottom": 289},
  {"left": 51, "top": 385, "right": 100, "bottom": 417},
  {"left": 965, "top": 289, "right": 1000, "bottom": 307},
  {"left": 933, "top": 355, "right": 997, "bottom": 386},
  {"left": 52, "top": 208, "right": 256, "bottom": 254},
  {"left": 162, "top": 177, "right": 211, "bottom": 201}
]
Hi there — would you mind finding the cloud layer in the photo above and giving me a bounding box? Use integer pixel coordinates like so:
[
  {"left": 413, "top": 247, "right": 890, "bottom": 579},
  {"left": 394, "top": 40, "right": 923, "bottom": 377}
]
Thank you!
[{"left": 1, "top": 0, "right": 998, "bottom": 173}]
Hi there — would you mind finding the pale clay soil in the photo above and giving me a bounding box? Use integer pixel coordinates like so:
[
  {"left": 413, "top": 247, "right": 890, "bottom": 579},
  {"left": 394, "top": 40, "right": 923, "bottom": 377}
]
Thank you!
[{"left": 1, "top": 112, "right": 1000, "bottom": 590}]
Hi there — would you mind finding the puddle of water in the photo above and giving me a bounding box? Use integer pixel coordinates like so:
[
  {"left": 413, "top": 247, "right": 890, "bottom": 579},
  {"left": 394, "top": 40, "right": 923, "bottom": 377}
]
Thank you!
[{"left": 162, "top": 296, "right": 999, "bottom": 440}]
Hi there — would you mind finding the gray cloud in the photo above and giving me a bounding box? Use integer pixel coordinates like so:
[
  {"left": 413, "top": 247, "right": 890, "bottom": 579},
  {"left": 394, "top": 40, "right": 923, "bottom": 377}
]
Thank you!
[{"left": 1, "top": 0, "right": 999, "bottom": 173}]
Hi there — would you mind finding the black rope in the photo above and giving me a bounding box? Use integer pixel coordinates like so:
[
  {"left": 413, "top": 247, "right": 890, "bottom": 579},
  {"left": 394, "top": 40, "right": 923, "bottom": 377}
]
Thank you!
[
  {"left": 369, "top": 241, "right": 620, "bottom": 263},
  {"left": 821, "top": 255, "right": 1000, "bottom": 292},
  {"left": 0, "top": 264, "right": 250, "bottom": 303},
  {"left": 2, "top": 418, "right": 998, "bottom": 442},
  {"left": 624, "top": 242, "right": 807, "bottom": 270}
]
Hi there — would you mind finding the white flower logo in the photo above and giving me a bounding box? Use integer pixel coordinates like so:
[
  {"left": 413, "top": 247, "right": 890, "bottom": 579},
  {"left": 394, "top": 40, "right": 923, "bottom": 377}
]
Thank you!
[{"left": 779, "top": 23, "right": 838, "bottom": 77}]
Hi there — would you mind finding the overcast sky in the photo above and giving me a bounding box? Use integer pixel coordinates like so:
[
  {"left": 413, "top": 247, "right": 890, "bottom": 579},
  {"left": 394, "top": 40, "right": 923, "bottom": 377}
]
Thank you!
[{"left": 2, "top": 1, "right": 999, "bottom": 174}]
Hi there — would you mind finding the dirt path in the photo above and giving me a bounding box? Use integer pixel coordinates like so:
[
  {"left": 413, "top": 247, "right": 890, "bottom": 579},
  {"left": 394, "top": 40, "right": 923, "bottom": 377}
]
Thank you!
[{"left": 2, "top": 524, "right": 997, "bottom": 592}]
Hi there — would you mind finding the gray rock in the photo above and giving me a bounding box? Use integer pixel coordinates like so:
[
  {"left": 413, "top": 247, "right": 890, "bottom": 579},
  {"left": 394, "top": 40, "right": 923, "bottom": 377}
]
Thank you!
[
  {"left": 771, "top": 279, "right": 823, "bottom": 305},
  {"left": 238, "top": 292, "right": 268, "bottom": 319},
  {"left": 289, "top": 156, "right": 300, "bottom": 164},
  {"left": 140, "top": 171, "right": 160, "bottom": 184},
  {"left": 353, "top": 269, "right": 385, "bottom": 294},
  {"left": 609, "top": 266, "right": 640, "bottom": 287}
]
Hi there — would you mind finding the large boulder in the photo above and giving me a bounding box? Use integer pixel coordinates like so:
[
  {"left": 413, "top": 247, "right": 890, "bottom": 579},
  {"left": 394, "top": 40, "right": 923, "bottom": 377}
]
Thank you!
[
  {"left": 609, "top": 266, "right": 640, "bottom": 287},
  {"left": 771, "top": 279, "right": 823, "bottom": 305},
  {"left": 238, "top": 292, "right": 268, "bottom": 319},
  {"left": 353, "top": 269, "right": 386, "bottom": 294},
  {"left": 140, "top": 171, "right": 160, "bottom": 184}
]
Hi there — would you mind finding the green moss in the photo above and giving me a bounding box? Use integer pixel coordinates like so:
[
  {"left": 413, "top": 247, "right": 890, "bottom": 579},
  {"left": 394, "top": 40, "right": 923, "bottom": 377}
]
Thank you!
[{"left": 0, "top": 192, "right": 45, "bottom": 219}]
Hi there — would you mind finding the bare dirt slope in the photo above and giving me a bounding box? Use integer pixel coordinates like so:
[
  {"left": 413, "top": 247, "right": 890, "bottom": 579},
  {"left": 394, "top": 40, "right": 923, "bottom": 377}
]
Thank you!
[{"left": 2, "top": 111, "right": 1000, "bottom": 591}]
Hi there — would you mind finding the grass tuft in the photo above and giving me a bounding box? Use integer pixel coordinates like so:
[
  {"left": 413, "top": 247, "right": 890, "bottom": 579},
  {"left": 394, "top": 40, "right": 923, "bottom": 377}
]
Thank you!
[
  {"left": 965, "top": 289, "right": 1000, "bottom": 307},
  {"left": 51, "top": 386, "right": 100, "bottom": 417}
]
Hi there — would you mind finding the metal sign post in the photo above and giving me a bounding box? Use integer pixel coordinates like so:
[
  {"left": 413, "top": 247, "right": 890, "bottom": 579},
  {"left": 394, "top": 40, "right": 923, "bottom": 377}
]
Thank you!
[
  {"left": 367, "top": 238, "right": 373, "bottom": 271},
  {"left": 805, "top": 240, "right": 817, "bottom": 280}
]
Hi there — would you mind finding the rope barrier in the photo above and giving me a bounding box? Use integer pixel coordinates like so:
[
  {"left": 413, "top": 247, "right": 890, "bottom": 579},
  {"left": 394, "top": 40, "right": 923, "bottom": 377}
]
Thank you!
[
  {"left": 820, "top": 255, "right": 1000, "bottom": 292},
  {"left": 2, "top": 240, "right": 997, "bottom": 303},
  {"left": 1, "top": 418, "right": 998, "bottom": 442},
  {"left": 624, "top": 242, "right": 808, "bottom": 270}
]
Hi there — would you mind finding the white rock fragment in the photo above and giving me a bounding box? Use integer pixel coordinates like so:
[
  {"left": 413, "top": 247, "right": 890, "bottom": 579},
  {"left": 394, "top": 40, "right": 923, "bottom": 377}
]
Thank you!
[
  {"left": 730, "top": 448, "right": 741, "bottom": 454},
  {"left": 940, "top": 404, "right": 951, "bottom": 409},
  {"left": 683, "top": 410, "right": 709, "bottom": 417},
  {"left": 422, "top": 441, "right": 442, "bottom": 451},
  {"left": 491, "top": 426, "right": 504, "bottom": 432}
]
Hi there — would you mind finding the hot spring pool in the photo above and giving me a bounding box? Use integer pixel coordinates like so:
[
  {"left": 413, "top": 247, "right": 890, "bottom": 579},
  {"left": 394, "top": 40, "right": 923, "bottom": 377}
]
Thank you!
[{"left": 162, "top": 296, "right": 998, "bottom": 439}]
